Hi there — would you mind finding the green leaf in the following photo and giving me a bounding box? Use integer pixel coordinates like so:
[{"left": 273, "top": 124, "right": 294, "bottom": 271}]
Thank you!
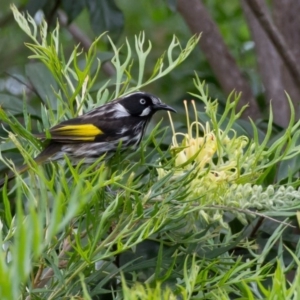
[
  {"left": 277, "top": 134, "right": 300, "bottom": 181},
  {"left": 0, "top": 93, "right": 37, "bottom": 116},
  {"left": 86, "top": 0, "right": 124, "bottom": 39},
  {"left": 61, "top": 0, "right": 86, "bottom": 22},
  {"left": 25, "top": 62, "right": 59, "bottom": 108},
  {"left": 165, "top": 0, "right": 177, "bottom": 12},
  {"left": 25, "top": 0, "right": 48, "bottom": 16}
]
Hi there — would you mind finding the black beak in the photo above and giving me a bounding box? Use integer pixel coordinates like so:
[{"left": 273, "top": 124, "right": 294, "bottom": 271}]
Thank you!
[{"left": 154, "top": 103, "right": 177, "bottom": 113}]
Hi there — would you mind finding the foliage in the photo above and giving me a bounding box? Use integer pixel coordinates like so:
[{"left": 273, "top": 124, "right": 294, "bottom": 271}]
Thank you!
[
  {"left": 25, "top": 0, "right": 125, "bottom": 39},
  {"left": 0, "top": 6, "right": 300, "bottom": 300},
  {"left": 157, "top": 79, "right": 300, "bottom": 226}
]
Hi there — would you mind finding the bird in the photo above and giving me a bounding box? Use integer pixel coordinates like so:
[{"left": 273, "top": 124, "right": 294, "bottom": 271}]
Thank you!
[{"left": 0, "top": 91, "right": 176, "bottom": 187}]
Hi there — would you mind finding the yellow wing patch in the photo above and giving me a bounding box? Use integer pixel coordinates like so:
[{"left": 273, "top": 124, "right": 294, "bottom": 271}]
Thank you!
[{"left": 51, "top": 124, "right": 103, "bottom": 140}]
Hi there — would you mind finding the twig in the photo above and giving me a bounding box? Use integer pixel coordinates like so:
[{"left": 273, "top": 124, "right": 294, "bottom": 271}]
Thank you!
[
  {"left": 249, "top": 216, "right": 264, "bottom": 238},
  {"left": 33, "top": 263, "right": 44, "bottom": 287},
  {"left": 150, "top": 198, "right": 295, "bottom": 228},
  {"left": 25, "top": 227, "right": 88, "bottom": 300},
  {"left": 35, "top": 238, "right": 72, "bottom": 288},
  {"left": 205, "top": 205, "right": 294, "bottom": 228}
]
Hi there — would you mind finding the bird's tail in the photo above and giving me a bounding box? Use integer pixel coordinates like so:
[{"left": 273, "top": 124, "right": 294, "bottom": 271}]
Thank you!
[
  {"left": 0, "top": 143, "right": 61, "bottom": 188},
  {"left": 0, "top": 164, "right": 30, "bottom": 188}
]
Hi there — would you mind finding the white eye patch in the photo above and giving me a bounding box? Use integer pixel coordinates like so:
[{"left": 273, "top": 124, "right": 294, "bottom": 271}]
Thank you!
[{"left": 139, "top": 107, "right": 151, "bottom": 116}]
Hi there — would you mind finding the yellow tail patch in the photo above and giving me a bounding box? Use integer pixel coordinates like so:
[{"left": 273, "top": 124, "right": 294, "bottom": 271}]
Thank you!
[{"left": 52, "top": 124, "right": 103, "bottom": 137}]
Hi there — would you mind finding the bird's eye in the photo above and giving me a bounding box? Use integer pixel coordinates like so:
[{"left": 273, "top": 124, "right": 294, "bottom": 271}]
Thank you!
[{"left": 139, "top": 98, "right": 146, "bottom": 105}]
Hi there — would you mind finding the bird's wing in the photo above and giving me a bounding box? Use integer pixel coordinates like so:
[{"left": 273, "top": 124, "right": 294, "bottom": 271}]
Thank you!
[{"left": 34, "top": 117, "right": 108, "bottom": 143}]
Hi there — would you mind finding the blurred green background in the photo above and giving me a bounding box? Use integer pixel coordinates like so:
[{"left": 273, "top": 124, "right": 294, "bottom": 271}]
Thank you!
[{"left": 0, "top": 0, "right": 257, "bottom": 112}]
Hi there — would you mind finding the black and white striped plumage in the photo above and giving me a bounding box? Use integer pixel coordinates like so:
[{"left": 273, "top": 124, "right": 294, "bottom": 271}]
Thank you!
[{"left": 0, "top": 92, "right": 176, "bottom": 186}]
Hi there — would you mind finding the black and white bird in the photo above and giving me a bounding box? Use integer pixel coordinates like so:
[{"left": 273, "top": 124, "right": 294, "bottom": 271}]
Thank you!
[{"left": 0, "top": 91, "right": 176, "bottom": 186}]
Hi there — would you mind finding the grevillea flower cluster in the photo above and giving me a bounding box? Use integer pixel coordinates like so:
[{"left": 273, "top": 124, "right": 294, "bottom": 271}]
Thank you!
[
  {"left": 157, "top": 100, "right": 248, "bottom": 204},
  {"left": 157, "top": 100, "right": 299, "bottom": 227}
]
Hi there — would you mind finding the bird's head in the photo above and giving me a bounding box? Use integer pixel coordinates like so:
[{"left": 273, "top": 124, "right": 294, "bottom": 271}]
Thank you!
[{"left": 117, "top": 92, "right": 176, "bottom": 118}]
